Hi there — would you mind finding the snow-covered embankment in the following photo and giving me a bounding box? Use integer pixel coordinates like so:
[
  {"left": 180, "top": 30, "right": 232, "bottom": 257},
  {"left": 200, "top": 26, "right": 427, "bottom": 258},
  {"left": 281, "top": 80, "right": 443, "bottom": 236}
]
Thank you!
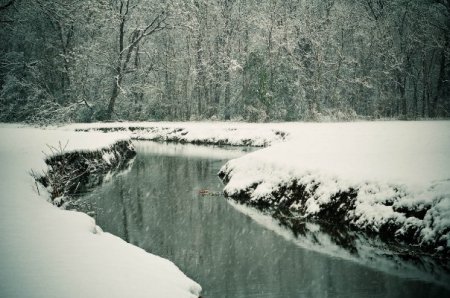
[
  {"left": 69, "top": 121, "right": 287, "bottom": 146},
  {"left": 219, "top": 121, "right": 450, "bottom": 254},
  {"left": 35, "top": 139, "right": 136, "bottom": 208},
  {"left": 68, "top": 121, "right": 450, "bottom": 254},
  {"left": 0, "top": 125, "right": 201, "bottom": 298}
]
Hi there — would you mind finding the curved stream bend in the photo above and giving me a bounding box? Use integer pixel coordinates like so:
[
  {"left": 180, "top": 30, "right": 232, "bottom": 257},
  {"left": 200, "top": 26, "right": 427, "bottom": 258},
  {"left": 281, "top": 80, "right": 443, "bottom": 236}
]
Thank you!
[{"left": 75, "top": 141, "right": 450, "bottom": 298}]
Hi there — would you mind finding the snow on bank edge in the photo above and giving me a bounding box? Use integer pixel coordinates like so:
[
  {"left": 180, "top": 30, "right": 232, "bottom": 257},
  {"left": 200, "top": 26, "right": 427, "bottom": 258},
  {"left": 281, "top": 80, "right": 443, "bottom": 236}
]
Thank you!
[
  {"left": 219, "top": 121, "right": 450, "bottom": 253},
  {"left": 0, "top": 125, "right": 201, "bottom": 298},
  {"left": 65, "top": 121, "right": 288, "bottom": 146},
  {"left": 67, "top": 121, "right": 450, "bottom": 252}
]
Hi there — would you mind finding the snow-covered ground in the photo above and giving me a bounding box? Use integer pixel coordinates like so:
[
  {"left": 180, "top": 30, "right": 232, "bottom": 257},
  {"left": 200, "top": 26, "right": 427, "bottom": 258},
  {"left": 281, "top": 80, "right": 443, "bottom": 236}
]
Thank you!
[
  {"left": 66, "top": 121, "right": 287, "bottom": 146},
  {"left": 0, "top": 125, "right": 201, "bottom": 298},
  {"left": 68, "top": 121, "right": 450, "bottom": 251},
  {"left": 219, "top": 121, "right": 450, "bottom": 251},
  {"left": 1, "top": 120, "right": 449, "bottom": 297}
]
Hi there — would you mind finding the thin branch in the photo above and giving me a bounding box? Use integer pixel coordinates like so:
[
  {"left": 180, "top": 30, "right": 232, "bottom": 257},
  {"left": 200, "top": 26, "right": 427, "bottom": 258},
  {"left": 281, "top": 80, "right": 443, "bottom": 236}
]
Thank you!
[{"left": 0, "top": 0, "right": 14, "bottom": 11}]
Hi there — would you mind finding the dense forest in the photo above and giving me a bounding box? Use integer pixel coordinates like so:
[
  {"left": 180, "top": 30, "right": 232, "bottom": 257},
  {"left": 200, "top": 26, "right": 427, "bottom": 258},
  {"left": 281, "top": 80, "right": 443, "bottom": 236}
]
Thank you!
[{"left": 0, "top": 0, "right": 449, "bottom": 123}]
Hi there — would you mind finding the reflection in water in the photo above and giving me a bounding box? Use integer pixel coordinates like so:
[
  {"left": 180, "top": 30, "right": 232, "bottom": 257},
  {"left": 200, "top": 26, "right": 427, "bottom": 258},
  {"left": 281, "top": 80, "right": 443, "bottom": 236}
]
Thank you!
[
  {"left": 78, "top": 141, "right": 450, "bottom": 298},
  {"left": 229, "top": 201, "right": 450, "bottom": 289}
]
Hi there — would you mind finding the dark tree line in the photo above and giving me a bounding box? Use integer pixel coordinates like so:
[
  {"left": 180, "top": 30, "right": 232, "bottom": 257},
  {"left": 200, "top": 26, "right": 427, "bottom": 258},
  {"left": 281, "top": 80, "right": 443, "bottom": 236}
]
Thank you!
[{"left": 0, "top": 0, "right": 449, "bottom": 123}]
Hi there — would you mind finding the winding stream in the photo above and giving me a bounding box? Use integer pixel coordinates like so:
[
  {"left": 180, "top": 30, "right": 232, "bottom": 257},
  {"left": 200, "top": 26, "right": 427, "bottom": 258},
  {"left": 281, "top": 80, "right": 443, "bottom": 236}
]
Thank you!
[{"left": 78, "top": 141, "right": 450, "bottom": 298}]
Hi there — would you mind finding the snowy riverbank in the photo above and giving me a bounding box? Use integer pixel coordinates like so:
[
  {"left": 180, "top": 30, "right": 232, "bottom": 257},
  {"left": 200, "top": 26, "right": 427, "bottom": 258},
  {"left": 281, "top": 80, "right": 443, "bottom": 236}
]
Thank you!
[
  {"left": 1, "top": 120, "right": 449, "bottom": 296},
  {"left": 0, "top": 125, "right": 201, "bottom": 298},
  {"left": 66, "top": 121, "right": 287, "bottom": 146},
  {"left": 68, "top": 121, "right": 450, "bottom": 253},
  {"left": 218, "top": 121, "right": 450, "bottom": 253}
]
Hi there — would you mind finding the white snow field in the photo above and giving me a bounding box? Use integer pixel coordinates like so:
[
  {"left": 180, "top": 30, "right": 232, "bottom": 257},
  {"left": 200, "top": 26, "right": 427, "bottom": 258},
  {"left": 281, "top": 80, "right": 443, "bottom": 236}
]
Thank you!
[
  {"left": 1, "top": 120, "right": 449, "bottom": 297},
  {"left": 0, "top": 125, "right": 201, "bottom": 298},
  {"left": 69, "top": 121, "right": 450, "bottom": 250},
  {"left": 66, "top": 121, "right": 287, "bottom": 146},
  {"left": 218, "top": 121, "right": 450, "bottom": 250}
]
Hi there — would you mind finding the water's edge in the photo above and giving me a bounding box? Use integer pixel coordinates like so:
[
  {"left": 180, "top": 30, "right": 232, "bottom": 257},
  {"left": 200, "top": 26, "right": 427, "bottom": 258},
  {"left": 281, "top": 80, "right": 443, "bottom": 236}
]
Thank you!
[
  {"left": 34, "top": 140, "right": 136, "bottom": 207},
  {"left": 32, "top": 137, "right": 450, "bottom": 296}
]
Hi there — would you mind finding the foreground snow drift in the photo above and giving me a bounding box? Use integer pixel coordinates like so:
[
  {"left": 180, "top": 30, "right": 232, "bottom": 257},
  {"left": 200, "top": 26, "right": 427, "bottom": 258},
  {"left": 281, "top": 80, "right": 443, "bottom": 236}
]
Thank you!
[
  {"left": 0, "top": 125, "right": 201, "bottom": 298},
  {"left": 219, "top": 121, "right": 450, "bottom": 253}
]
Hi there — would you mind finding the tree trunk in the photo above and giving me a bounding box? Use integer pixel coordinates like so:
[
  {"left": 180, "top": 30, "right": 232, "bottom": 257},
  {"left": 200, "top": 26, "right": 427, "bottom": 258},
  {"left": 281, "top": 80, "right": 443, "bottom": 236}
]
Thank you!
[
  {"left": 224, "top": 69, "right": 231, "bottom": 120},
  {"left": 106, "top": 74, "right": 121, "bottom": 120},
  {"left": 413, "top": 79, "right": 418, "bottom": 119},
  {"left": 214, "top": 37, "right": 221, "bottom": 115},
  {"left": 431, "top": 38, "right": 448, "bottom": 117}
]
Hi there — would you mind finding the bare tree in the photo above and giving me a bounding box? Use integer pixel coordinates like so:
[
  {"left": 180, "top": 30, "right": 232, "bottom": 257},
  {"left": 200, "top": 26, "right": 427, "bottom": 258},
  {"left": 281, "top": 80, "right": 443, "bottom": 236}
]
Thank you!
[{"left": 105, "top": 0, "right": 166, "bottom": 120}]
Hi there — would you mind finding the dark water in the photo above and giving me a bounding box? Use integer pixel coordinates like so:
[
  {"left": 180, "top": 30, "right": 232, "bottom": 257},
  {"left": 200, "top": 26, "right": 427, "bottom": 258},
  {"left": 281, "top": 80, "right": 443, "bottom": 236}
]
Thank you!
[{"left": 79, "top": 141, "right": 450, "bottom": 298}]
